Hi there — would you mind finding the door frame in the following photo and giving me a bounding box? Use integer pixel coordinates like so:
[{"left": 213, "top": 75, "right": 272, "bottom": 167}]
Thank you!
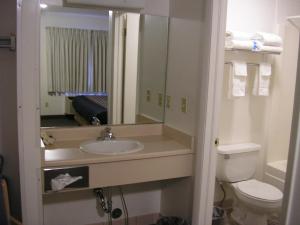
[
  {"left": 17, "top": 0, "right": 43, "bottom": 224},
  {"left": 281, "top": 30, "right": 300, "bottom": 225},
  {"left": 191, "top": 0, "right": 227, "bottom": 224}
]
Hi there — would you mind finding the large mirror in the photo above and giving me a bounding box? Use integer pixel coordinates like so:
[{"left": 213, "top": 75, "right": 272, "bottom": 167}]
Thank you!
[{"left": 40, "top": 5, "right": 169, "bottom": 127}]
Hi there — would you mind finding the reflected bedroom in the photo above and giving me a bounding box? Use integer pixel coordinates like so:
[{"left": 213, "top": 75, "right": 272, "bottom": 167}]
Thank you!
[{"left": 40, "top": 5, "right": 169, "bottom": 128}]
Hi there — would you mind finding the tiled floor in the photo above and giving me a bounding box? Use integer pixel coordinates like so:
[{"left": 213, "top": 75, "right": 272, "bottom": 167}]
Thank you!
[{"left": 223, "top": 213, "right": 280, "bottom": 225}]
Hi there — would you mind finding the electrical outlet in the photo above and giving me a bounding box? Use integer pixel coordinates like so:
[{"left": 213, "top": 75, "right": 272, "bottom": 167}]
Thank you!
[
  {"left": 146, "top": 90, "right": 151, "bottom": 102},
  {"left": 181, "top": 97, "right": 188, "bottom": 113},
  {"left": 45, "top": 102, "right": 49, "bottom": 108},
  {"left": 166, "top": 95, "right": 171, "bottom": 109},
  {"left": 158, "top": 93, "right": 163, "bottom": 107}
]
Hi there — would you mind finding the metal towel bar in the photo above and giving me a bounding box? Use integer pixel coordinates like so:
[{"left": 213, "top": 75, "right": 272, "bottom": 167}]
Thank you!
[{"left": 225, "top": 62, "right": 260, "bottom": 66}]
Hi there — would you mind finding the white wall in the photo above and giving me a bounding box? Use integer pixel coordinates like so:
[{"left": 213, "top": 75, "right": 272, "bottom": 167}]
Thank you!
[
  {"left": 0, "top": 0, "right": 22, "bottom": 220},
  {"left": 276, "top": 0, "right": 300, "bottom": 25},
  {"left": 143, "top": 0, "right": 170, "bottom": 17},
  {"left": 43, "top": 183, "right": 161, "bottom": 225},
  {"left": 226, "top": 0, "right": 276, "bottom": 33},
  {"left": 138, "top": 15, "right": 168, "bottom": 122},
  {"left": 267, "top": 23, "right": 299, "bottom": 163},
  {"left": 264, "top": 1, "right": 300, "bottom": 163},
  {"left": 219, "top": 52, "right": 273, "bottom": 179},
  {"left": 164, "top": 18, "right": 202, "bottom": 135},
  {"left": 40, "top": 10, "right": 109, "bottom": 116}
]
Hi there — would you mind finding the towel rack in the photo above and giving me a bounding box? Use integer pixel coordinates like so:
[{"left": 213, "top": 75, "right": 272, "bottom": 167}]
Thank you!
[
  {"left": 225, "top": 62, "right": 260, "bottom": 66},
  {"left": 0, "top": 35, "right": 16, "bottom": 51},
  {"left": 225, "top": 48, "right": 281, "bottom": 55}
]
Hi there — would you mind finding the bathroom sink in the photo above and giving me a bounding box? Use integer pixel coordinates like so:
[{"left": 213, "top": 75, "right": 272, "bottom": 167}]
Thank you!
[{"left": 80, "top": 139, "right": 144, "bottom": 155}]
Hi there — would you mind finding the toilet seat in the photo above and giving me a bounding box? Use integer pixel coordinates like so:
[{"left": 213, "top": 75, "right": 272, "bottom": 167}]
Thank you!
[{"left": 235, "top": 179, "right": 283, "bottom": 203}]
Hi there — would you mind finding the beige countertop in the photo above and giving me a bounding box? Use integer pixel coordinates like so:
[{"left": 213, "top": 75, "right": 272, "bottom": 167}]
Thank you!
[{"left": 43, "top": 135, "right": 193, "bottom": 168}]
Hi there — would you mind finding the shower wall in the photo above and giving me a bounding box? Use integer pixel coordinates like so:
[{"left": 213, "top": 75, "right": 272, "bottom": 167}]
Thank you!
[{"left": 266, "top": 22, "right": 299, "bottom": 163}]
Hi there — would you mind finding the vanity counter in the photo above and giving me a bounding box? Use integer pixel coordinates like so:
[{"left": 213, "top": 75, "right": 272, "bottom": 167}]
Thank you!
[
  {"left": 41, "top": 124, "right": 194, "bottom": 192},
  {"left": 43, "top": 135, "right": 193, "bottom": 167}
]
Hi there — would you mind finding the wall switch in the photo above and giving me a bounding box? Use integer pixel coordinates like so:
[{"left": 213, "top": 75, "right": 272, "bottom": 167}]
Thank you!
[
  {"left": 166, "top": 95, "right": 171, "bottom": 109},
  {"left": 181, "top": 97, "right": 188, "bottom": 113},
  {"left": 158, "top": 93, "right": 163, "bottom": 107},
  {"left": 45, "top": 102, "right": 49, "bottom": 108},
  {"left": 146, "top": 90, "right": 151, "bottom": 102}
]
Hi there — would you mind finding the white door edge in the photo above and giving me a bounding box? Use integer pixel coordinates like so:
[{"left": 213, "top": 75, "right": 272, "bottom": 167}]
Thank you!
[
  {"left": 281, "top": 35, "right": 300, "bottom": 225},
  {"left": 192, "top": 0, "right": 227, "bottom": 225},
  {"left": 17, "top": 0, "right": 43, "bottom": 224}
]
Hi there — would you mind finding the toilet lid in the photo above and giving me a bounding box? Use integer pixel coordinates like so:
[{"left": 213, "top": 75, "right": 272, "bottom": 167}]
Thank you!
[{"left": 236, "top": 179, "right": 283, "bottom": 202}]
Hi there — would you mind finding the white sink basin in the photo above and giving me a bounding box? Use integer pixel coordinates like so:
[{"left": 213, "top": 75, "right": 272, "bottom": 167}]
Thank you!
[{"left": 80, "top": 139, "right": 144, "bottom": 155}]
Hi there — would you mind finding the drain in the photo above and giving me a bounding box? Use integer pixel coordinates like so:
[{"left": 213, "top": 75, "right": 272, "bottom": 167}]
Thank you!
[{"left": 111, "top": 208, "right": 122, "bottom": 219}]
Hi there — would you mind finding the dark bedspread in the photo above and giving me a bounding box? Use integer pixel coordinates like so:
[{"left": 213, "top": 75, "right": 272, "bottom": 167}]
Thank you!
[{"left": 72, "top": 96, "right": 108, "bottom": 125}]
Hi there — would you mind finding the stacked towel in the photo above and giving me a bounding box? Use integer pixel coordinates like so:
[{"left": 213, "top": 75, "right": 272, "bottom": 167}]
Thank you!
[
  {"left": 226, "top": 31, "right": 253, "bottom": 41},
  {"left": 252, "top": 32, "right": 283, "bottom": 53},
  {"left": 252, "top": 63, "right": 272, "bottom": 96},
  {"left": 252, "top": 32, "right": 282, "bottom": 47},
  {"left": 225, "top": 31, "right": 283, "bottom": 53},
  {"left": 225, "top": 31, "right": 261, "bottom": 51},
  {"left": 228, "top": 61, "right": 248, "bottom": 98}
]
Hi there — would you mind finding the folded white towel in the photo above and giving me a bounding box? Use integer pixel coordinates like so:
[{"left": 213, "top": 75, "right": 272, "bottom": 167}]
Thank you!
[
  {"left": 260, "top": 45, "right": 283, "bottom": 54},
  {"left": 252, "top": 32, "right": 283, "bottom": 47},
  {"left": 225, "top": 39, "right": 263, "bottom": 51},
  {"left": 233, "top": 61, "right": 248, "bottom": 76},
  {"left": 252, "top": 63, "right": 272, "bottom": 96},
  {"left": 226, "top": 31, "right": 254, "bottom": 41},
  {"left": 228, "top": 62, "right": 248, "bottom": 98},
  {"left": 260, "top": 63, "right": 272, "bottom": 76}
]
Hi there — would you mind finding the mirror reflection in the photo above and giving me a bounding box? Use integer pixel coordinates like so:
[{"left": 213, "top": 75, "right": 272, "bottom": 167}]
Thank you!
[{"left": 40, "top": 7, "right": 169, "bottom": 127}]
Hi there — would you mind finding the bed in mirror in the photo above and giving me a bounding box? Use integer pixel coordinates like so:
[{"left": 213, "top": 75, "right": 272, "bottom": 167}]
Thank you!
[{"left": 40, "top": 5, "right": 169, "bottom": 127}]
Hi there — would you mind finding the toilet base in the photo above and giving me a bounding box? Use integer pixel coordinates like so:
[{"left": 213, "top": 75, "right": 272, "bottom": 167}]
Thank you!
[{"left": 231, "top": 200, "right": 269, "bottom": 225}]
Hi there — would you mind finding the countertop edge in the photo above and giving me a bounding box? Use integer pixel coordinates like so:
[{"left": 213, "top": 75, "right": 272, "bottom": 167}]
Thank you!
[{"left": 42, "top": 149, "right": 194, "bottom": 168}]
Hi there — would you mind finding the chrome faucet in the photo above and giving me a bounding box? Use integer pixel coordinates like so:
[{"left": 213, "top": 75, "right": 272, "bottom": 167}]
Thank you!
[{"left": 99, "top": 127, "right": 115, "bottom": 140}]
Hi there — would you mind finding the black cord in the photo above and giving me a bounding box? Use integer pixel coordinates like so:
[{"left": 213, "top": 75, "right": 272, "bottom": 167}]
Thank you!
[
  {"left": 119, "top": 186, "right": 129, "bottom": 225},
  {"left": 219, "top": 181, "right": 226, "bottom": 206}
]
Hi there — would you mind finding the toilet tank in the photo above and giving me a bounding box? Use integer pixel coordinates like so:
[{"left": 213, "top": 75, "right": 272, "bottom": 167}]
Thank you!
[{"left": 216, "top": 143, "right": 261, "bottom": 182}]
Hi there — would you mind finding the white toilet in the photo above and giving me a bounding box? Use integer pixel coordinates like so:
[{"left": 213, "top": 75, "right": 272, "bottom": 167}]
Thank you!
[{"left": 216, "top": 143, "right": 283, "bottom": 225}]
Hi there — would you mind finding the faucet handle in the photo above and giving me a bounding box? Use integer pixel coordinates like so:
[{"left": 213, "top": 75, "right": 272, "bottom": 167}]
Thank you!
[{"left": 91, "top": 117, "right": 101, "bottom": 126}]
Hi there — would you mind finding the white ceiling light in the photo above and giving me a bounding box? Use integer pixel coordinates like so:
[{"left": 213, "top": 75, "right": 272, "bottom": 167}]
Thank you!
[{"left": 40, "top": 3, "right": 48, "bottom": 9}]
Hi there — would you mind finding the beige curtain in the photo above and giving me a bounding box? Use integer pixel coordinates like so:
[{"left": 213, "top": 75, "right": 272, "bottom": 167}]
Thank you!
[
  {"left": 92, "top": 30, "right": 108, "bottom": 92},
  {"left": 46, "top": 27, "right": 90, "bottom": 93}
]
